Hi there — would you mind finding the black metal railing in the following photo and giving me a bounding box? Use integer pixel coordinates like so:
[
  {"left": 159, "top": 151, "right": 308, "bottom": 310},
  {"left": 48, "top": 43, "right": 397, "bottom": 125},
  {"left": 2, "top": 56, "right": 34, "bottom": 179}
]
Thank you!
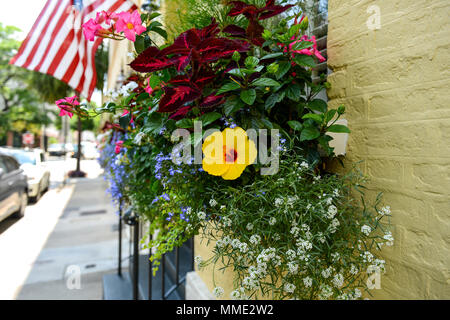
[{"left": 116, "top": 205, "right": 194, "bottom": 300}]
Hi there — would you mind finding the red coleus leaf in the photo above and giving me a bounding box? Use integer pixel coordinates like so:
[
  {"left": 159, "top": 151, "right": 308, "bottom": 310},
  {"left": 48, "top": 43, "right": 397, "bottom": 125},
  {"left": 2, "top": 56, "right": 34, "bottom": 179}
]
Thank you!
[
  {"left": 129, "top": 46, "right": 175, "bottom": 73},
  {"left": 199, "top": 93, "right": 225, "bottom": 108},
  {"left": 223, "top": 24, "right": 246, "bottom": 37},
  {"left": 158, "top": 86, "right": 201, "bottom": 113},
  {"left": 168, "top": 105, "right": 193, "bottom": 120}
]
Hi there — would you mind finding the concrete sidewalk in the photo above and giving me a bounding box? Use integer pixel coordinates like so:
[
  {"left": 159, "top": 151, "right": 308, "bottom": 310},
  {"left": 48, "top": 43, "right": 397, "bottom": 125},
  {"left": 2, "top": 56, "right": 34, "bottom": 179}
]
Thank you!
[{"left": 13, "top": 177, "right": 128, "bottom": 299}]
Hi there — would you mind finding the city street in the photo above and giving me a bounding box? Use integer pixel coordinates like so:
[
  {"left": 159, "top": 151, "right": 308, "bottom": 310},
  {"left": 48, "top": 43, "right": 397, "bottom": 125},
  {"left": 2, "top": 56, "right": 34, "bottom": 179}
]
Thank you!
[{"left": 0, "top": 158, "right": 126, "bottom": 300}]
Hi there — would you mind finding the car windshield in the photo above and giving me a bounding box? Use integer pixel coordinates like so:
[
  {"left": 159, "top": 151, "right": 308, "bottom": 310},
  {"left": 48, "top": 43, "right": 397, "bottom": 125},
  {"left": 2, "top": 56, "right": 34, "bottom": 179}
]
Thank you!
[
  {"left": 8, "top": 151, "right": 36, "bottom": 165},
  {"left": 49, "top": 143, "right": 62, "bottom": 149}
]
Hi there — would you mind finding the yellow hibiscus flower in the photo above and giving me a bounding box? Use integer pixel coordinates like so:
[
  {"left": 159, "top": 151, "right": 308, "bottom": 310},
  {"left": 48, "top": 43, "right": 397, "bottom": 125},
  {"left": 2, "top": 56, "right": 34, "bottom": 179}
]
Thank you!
[{"left": 202, "top": 127, "right": 257, "bottom": 180}]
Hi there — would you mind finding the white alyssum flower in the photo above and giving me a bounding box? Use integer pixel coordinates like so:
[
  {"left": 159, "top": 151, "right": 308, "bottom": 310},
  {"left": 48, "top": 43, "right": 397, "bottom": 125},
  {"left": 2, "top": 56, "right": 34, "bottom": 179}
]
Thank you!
[
  {"left": 222, "top": 216, "right": 232, "bottom": 227},
  {"left": 317, "top": 232, "right": 326, "bottom": 243},
  {"left": 230, "top": 287, "right": 245, "bottom": 300},
  {"left": 296, "top": 238, "right": 312, "bottom": 252},
  {"left": 273, "top": 233, "right": 281, "bottom": 241},
  {"left": 287, "top": 262, "right": 299, "bottom": 274},
  {"left": 197, "top": 211, "right": 206, "bottom": 220},
  {"left": 326, "top": 205, "right": 338, "bottom": 219},
  {"left": 284, "top": 283, "right": 296, "bottom": 294},
  {"left": 361, "top": 251, "right": 374, "bottom": 263},
  {"left": 286, "top": 249, "right": 296, "bottom": 261},
  {"left": 290, "top": 226, "right": 300, "bottom": 237},
  {"left": 325, "top": 197, "right": 333, "bottom": 205},
  {"left": 231, "top": 239, "right": 241, "bottom": 249},
  {"left": 331, "top": 252, "right": 340, "bottom": 262},
  {"left": 383, "top": 232, "right": 394, "bottom": 246},
  {"left": 303, "top": 277, "right": 313, "bottom": 288},
  {"left": 239, "top": 242, "right": 248, "bottom": 253},
  {"left": 318, "top": 285, "right": 333, "bottom": 300},
  {"left": 274, "top": 197, "right": 284, "bottom": 207},
  {"left": 332, "top": 273, "right": 344, "bottom": 288},
  {"left": 300, "top": 161, "right": 309, "bottom": 169},
  {"left": 379, "top": 206, "right": 391, "bottom": 216},
  {"left": 333, "top": 188, "right": 340, "bottom": 197},
  {"left": 286, "top": 196, "right": 298, "bottom": 207},
  {"left": 353, "top": 288, "right": 362, "bottom": 299},
  {"left": 269, "top": 217, "right": 276, "bottom": 225},
  {"left": 328, "top": 218, "right": 340, "bottom": 233},
  {"left": 361, "top": 225, "right": 372, "bottom": 236},
  {"left": 246, "top": 223, "right": 254, "bottom": 231},
  {"left": 194, "top": 255, "right": 202, "bottom": 268},
  {"left": 209, "top": 198, "right": 218, "bottom": 207},
  {"left": 249, "top": 234, "right": 261, "bottom": 245},
  {"left": 306, "top": 203, "right": 312, "bottom": 210},
  {"left": 321, "top": 267, "right": 333, "bottom": 278},
  {"left": 133, "top": 132, "right": 146, "bottom": 145},
  {"left": 242, "top": 277, "right": 258, "bottom": 289},
  {"left": 213, "top": 286, "right": 224, "bottom": 298},
  {"left": 350, "top": 264, "right": 359, "bottom": 275}
]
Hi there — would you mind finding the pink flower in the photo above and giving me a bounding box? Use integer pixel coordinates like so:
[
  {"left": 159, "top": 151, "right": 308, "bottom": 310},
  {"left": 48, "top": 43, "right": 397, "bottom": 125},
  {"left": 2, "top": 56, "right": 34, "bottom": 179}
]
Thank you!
[
  {"left": 55, "top": 95, "right": 79, "bottom": 118},
  {"left": 145, "top": 78, "right": 154, "bottom": 95},
  {"left": 285, "top": 35, "right": 326, "bottom": 63},
  {"left": 82, "top": 19, "right": 103, "bottom": 41},
  {"left": 114, "top": 10, "right": 146, "bottom": 42},
  {"left": 95, "top": 11, "right": 113, "bottom": 25},
  {"left": 115, "top": 140, "right": 124, "bottom": 154}
]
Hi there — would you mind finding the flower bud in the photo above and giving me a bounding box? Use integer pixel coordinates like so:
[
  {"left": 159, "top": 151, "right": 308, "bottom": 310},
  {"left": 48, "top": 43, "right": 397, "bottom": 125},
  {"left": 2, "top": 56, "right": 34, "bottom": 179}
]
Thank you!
[
  {"left": 232, "top": 51, "right": 241, "bottom": 62},
  {"left": 299, "top": 16, "right": 309, "bottom": 30}
]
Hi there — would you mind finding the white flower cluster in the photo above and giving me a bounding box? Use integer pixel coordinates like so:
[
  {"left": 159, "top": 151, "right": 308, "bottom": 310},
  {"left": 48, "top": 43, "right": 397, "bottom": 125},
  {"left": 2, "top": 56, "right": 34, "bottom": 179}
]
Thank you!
[
  {"left": 383, "top": 231, "right": 394, "bottom": 246},
  {"left": 194, "top": 255, "right": 202, "bottom": 268},
  {"left": 243, "top": 276, "right": 259, "bottom": 290},
  {"left": 249, "top": 234, "right": 261, "bottom": 245},
  {"left": 246, "top": 223, "right": 254, "bottom": 231},
  {"left": 197, "top": 211, "right": 206, "bottom": 220},
  {"left": 332, "top": 273, "right": 344, "bottom": 288},
  {"left": 326, "top": 205, "right": 337, "bottom": 219},
  {"left": 321, "top": 266, "right": 334, "bottom": 279},
  {"left": 221, "top": 216, "right": 232, "bottom": 227},
  {"left": 361, "top": 225, "right": 372, "bottom": 236},
  {"left": 367, "top": 258, "right": 386, "bottom": 274},
  {"left": 215, "top": 235, "right": 231, "bottom": 249},
  {"left": 230, "top": 287, "right": 246, "bottom": 300},
  {"left": 269, "top": 217, "right": 277, "bottom": 225},
  {"left": 361, "top": 251, "right": 374, "bottom": 263},
  {"left": 318, "top": 284, "right": 333, "bottom": 300},
  {"left": 213, "top": 286, "right": 224, "bottom": 298},
  {"left": 379, "top": 206, "right": 391, "bottom": 216},
  {"left": 287, "top": 261, "right": 299, "bottom": 274},
  {"left": 209, "top": 198, "right": 218, "bottom": 207},
  {"left": 274, "top": 197, "right": 284, "bottom": 207},
  {"left": 107, "top": 81, "right": 139, "bottom": 99},
  {"left": 133, "top": 131, "right": 146, "bottom": 145},
  {"left": 284, "top": 282, "right": 296, "bottom": 294},
  {"left": 328, "top": 218, "right": 340, "bottom": 233},
  {"left": 303, "top": 276, "right": 313, "bottom": 288}
]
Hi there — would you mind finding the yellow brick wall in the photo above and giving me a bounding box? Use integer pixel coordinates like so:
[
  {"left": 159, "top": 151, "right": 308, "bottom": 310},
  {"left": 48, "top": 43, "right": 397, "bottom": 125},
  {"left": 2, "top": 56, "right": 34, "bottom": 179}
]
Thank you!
[{"left": 327, "top": 0, "right": 450, "bottom": 299}]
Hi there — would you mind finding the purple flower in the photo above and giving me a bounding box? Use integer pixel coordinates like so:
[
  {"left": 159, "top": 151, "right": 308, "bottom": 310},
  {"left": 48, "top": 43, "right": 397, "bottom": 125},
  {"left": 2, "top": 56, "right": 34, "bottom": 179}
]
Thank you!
[{"left": 161, "top": 193, "right": 170, "bottom": 201}]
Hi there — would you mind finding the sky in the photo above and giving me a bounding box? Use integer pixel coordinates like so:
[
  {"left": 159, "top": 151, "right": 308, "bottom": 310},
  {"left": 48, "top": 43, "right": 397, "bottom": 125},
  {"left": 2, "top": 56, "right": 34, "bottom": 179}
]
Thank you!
[
  {"left": 0, "top": 0, "right": 103, "bottom": 105},
  {"left": 0, "top": 0, "right": 47, "bottom": 40}
]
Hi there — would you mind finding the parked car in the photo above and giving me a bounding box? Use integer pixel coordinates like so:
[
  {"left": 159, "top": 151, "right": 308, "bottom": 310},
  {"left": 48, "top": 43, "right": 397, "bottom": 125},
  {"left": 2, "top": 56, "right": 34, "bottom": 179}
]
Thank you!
[
  {"left": 0, "top": 151, "right": 28, "bottom": 221},
  {"left": 48, "top": 143, "right": 74, "bottom": 157},
  {"left": 0, "top": 148, "right": 50, "bottom": 202}
]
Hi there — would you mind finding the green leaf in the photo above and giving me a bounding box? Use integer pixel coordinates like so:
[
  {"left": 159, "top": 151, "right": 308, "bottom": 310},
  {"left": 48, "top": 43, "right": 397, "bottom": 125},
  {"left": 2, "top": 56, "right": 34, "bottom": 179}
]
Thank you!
[
  {"left": 287, "top": 120, "right": 303, "bottom": 131},
  {"left": 217, "top": 82, "right": 241, "bottom": 94},
  {"left": 261, "top": 52, "right": 284, "bottom": 60},
  {"left": 265, "top": 93, "right": 279, "bottom": 111},
  {"left": 290, "top": 41, "right": 313, "bottom": 51},
  {"left": 134, "top": 36, "right": 145, "bottom": 54},
  {"left": 275, "top": 61, "right": 291, "bottom": 80},
  {"left": 200, "top": 112, "right": 222, "bottom": 126},
  {"left": 149, "top": 75, "right": 161, "bottom": 88},
  {"left": 308, "top": 99, "right": 328, "bottom": 113},
  {"left": 327, "top": 124, "right": 351, "bottom": 133},
  {"left": 223, "top": 96, "right": 244, "bottom": 116},
  {"left": 245, "top": 56, "right": 260, "bottom": 68},
  {"left": 240, "top": 89, "right": 256, "bottom": 105},
  {"left": 176, "top": 118, "right": 193, "bottom": 129},
  {"left": 293, "top": 55, "right": 316, "bottom": 68},
  {"left": 286, "top": 83, "right": 302, "bottom": 101},
  {"left": 251, "top": 78, "right": 281, "bottom": 87},
  {"left": 227, "top": 68, "right": 245, "bottom": 78},
  {"left": 149, "top": 12, "right": 161, "bottom": 20},
  {"left": 148, "top": 21, "right": 163, "bottom": 29},
  {"left": 302, "top": 113, "right": 324, "bottom": 124},
  {"left": 288, "top": 24, "right": 302, "bottom": 37},
  {"left": 151, "top": 27, "right": 167, "bottom": 39},
  {"left": 325, "top": 109, "right": 337, "bottom": 123},
  {"left": 300, "top": 127, "right": 320, "bottom": 141}
]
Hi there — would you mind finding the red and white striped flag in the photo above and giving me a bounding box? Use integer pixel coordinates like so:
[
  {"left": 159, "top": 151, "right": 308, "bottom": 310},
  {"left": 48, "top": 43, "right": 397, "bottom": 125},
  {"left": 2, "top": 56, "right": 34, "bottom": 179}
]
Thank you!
[{"left": 10, "top": 0, "right": 136, "bottom": 101}]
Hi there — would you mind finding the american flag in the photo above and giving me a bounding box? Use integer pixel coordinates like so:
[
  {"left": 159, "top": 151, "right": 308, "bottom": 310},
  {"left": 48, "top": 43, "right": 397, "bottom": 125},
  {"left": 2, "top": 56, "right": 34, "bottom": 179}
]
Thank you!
[{"left": 10, "top": 0, "right": 136, "bottom": 101}]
